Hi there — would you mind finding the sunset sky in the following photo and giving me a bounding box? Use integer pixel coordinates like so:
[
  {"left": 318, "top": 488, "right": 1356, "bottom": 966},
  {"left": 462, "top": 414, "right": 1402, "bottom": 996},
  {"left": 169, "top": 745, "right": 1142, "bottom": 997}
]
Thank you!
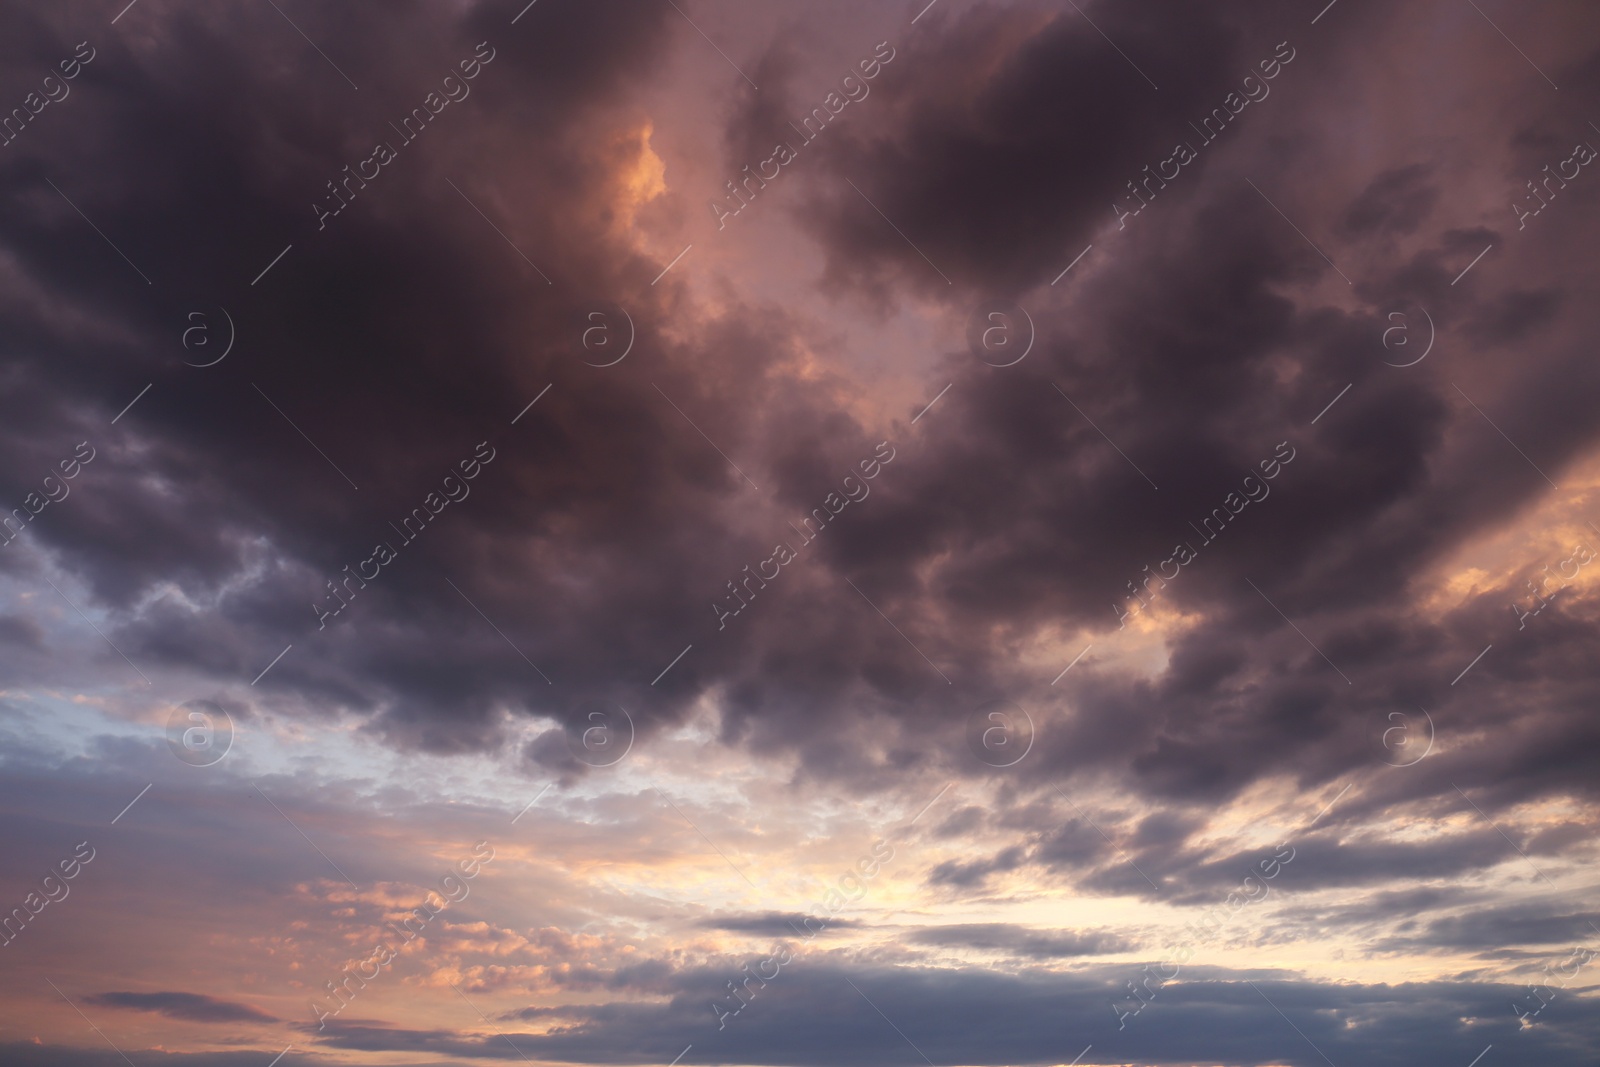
[{"left": 2, "top": 2, "right": 1599, "bottom": 1066}]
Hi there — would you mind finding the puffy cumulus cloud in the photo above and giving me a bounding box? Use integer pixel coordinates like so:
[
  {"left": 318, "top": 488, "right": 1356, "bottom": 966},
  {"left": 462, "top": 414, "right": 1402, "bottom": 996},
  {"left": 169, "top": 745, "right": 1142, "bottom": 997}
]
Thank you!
[
  {"left": 0, "top": 0, "right": 756, "bottom": 747},
  {"left": 0, "top": 0, "right": 1591, "bottom": 828},
  {"left": 784, "top": 1, "right": 1286, "bottom": 296},
  {"left": 695, "top": 0, "right": 1600, "bottom": 823}
]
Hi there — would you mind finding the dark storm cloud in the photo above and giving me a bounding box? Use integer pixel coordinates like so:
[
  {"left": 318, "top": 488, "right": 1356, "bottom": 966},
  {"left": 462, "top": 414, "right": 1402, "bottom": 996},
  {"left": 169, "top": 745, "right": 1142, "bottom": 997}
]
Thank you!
[
  {"left": 305, "top": 961, "right": 1600, "bottom": 1067},
  {"left": 758, "top": 0, "right": 1296, "bottom": 296},
  {"left": 8, "top": 6, "right": 1600, "bottom": 1067},
  {"left": 0, "top": 0, "right": 986, "bottom": 777},
  {"left": 709, "top": 0, "right": 1600, "bottom": 851},
  {"left": 1, "top": 0, "right": 1599, "bottom": 973},
  {"left": 0, "top": 0, "right": 827, "bottom": 752},
  {"left": 85, "top": 990, "right": 277, "bottom": 1023}
]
